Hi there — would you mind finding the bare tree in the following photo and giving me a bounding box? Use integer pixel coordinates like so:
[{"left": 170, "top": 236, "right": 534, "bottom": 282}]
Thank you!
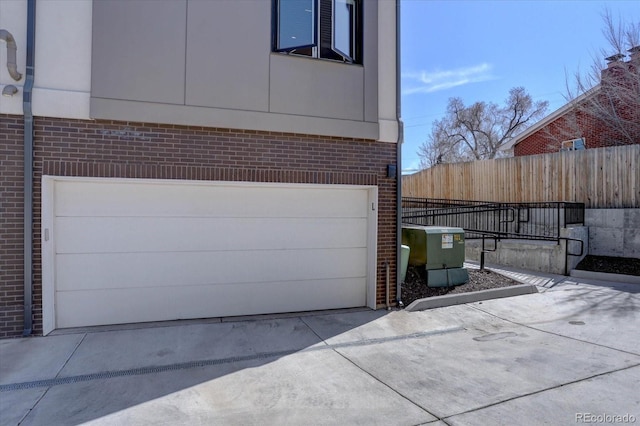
[
  {"left": 560, "top": 10, "right": 640, "bottom": 148},
  {"left": 418, "top": 87, "right": 548, "bottom": 168}
]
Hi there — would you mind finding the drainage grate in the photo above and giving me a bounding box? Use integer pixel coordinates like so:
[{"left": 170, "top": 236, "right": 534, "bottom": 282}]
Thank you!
[
  {"left": 0, "top": 349, "right": 296, "bottom": 392},
  {"left": 1, "top": 326, "right": 464, "bottom": 392}
]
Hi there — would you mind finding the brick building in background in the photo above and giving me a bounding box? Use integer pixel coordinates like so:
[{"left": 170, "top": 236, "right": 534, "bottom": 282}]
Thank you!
[
  {"left": 0, "top": 1, "right": 401, "bottom": 337},
  {"left": 510, "top": 46, "right": 640, "bottom": 156}
]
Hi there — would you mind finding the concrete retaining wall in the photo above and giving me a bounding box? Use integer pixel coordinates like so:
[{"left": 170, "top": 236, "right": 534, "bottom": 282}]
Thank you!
[
  {"left": 465, "top": 226, "right": 588, "bottom": 275},
  {"left": 585, "top": 209, "right": 640, "bottom": 259},
  {"left": 463, "top": 208, "right": 640, "bottom": 274}
]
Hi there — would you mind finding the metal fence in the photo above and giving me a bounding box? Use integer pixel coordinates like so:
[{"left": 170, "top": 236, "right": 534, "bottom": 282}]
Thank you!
[{"left": 402, "top": 197, "right": 585, "bottom": 241}]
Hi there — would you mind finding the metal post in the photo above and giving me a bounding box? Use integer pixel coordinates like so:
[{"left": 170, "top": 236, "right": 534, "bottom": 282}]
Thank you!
[
  {"left": 22, "top": 0, "right": 36, "bottom": 337},
  {"left": 557, "top": 202, "right": 561, "bottom": 243}
]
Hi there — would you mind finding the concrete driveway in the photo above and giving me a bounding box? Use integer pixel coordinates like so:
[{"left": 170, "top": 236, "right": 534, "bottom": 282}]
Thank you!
[{"left": 2, "top": 275, "right": 639, "bottom": 425}]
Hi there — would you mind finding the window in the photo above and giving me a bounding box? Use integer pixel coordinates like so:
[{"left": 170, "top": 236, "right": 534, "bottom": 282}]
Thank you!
[
  {"left": 273, "top": 0, "right": 362, "bottom": 64},
  {"left": 560, "top": 138, "right": 586, "bottom": 151}
]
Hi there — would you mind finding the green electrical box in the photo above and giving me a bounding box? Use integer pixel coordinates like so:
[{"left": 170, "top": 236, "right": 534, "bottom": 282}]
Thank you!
[{"left": 401, "top": 225, "right": 468, "bottom": 287}]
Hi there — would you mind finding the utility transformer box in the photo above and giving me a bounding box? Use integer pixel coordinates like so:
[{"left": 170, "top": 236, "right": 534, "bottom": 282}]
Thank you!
[{"left": 401, "top": 225, "right": 469, "bottom": 287}]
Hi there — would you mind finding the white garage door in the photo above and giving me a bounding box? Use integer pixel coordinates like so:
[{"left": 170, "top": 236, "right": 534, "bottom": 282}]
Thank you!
[{"left": 42, "top": 177, "right": 377, "bottom": 334}]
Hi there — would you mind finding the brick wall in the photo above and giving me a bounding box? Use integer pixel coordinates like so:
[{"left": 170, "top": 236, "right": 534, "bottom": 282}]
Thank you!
[
  {"left": 514, "top": 108, "right": 639, "bottom": 156},
  {"left": 0, "top": 115, "right": 25, "bottom": 337},
  {"left": 0, "top": 114, "right": 398, "bottom": 337},
  {"left": 515, "top": 60, "right": 639, "bottom": 157}
]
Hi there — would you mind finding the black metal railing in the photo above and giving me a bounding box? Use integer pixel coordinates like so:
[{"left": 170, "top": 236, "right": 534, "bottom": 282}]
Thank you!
[
  {"left": 402, "top": 197, "right": 585, "bottom": 242},
  {"left": 473, "top": 231, "right": 584, "bottom": 275}
]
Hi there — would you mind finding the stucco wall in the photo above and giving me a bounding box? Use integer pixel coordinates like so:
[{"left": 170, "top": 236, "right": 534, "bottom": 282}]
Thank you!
[
  {"left": 0, "top": 0, "right": 398, "bottom": 142},
  {"left": 89, "top": 0, "right": 392, "bottom": 141},
  {"left": 0, "top": 0, "right": 92, "bottom": 119}
]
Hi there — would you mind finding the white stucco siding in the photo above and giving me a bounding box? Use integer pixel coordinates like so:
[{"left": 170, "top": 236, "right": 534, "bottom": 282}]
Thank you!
[
  {"left": 1, "top": 0, "right": 397, "bottom": 140},
  {"left": 0, "top": 0, "right": 92, "bottom": 119},
  {"left": 377, "top": 0, "right": 399, "bottom": 143},
  {"left": 0, "top": 0, "right": 27, "bottom": 115}
]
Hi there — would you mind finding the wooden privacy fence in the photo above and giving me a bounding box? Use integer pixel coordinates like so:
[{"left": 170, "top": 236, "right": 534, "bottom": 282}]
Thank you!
[{"left": 402, "top": 144, "right": 640, "bottom": 208}]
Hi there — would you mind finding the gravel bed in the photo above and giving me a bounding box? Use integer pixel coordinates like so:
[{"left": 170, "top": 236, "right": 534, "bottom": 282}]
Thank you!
[
  {"left": 401, "top": 255, "right": 640, "bottom": 307},
  {"left": 575, "top": 255, "right": 640, "bottom": 276},
  {"left": 401, "top": 266, "right": 520, "bottom": 306}
]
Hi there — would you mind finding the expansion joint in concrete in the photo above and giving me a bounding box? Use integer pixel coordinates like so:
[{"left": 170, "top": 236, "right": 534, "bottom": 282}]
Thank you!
[
  {"left": 299, "top": 316, "right": 445, "bottom": 423},
  {"left": 469, "top": 304, "right": 640, "bottom": 358},
  {"left": 441, "top": 363, "right": 640, "bottom": 422}
]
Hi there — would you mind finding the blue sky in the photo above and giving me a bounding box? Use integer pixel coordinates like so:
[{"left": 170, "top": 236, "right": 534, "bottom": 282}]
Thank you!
[{"left": 401, "top": 0, "right": 640, "bottom": 173}]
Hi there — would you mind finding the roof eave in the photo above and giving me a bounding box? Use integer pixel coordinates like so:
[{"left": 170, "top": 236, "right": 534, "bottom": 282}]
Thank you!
[{"left": 509, "top": 85, "right": 601, "bottom": 148}]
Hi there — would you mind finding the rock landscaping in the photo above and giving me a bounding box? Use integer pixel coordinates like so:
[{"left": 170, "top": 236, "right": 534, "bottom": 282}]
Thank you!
[{"left": 401, "top": 266, "right": 520, "bottom": 306}]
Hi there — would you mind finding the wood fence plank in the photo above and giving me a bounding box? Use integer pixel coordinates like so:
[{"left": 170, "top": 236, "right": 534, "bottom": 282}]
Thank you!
[{"left": 402, "top": 145, "right": 640, "bottom": 208}]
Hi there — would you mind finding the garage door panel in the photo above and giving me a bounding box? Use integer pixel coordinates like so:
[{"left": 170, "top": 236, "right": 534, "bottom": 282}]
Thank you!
[
  {"left": 56, "top": 277, "right": 366, "bottom": 329},
  {"left": 45, "top": 178, "right": 375, "bottom": 332},
  {"left": 55, "top": 181, "right": 369, "bottom": 218},
  {"left": 55, "top": 217, "right": 368, "bottom": 254},
  {"left": 56, "top": 247, "right": 367, "bottom": 291}
]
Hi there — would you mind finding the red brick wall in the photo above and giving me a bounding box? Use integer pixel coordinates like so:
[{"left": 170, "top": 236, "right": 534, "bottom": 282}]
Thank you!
[
  {"left": 1, "top": 114, "right": 398, "bottom": 338},
  {"left": 514, "top": 108, "right": 639, "bottom": 156},
  {"left": 515, "top": 62, "right": 640, "bottom": 156}
]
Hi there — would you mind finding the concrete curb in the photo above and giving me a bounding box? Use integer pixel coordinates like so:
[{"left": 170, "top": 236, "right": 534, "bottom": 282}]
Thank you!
[
  {"left": 570, "top": 269, "right": 640, "bottom": 285},
  {"left": 463, "top": 261, "right": 568, "bottom": 289},
  {"left": 405, "top": 284, "right": 539, "bottom": 312}
]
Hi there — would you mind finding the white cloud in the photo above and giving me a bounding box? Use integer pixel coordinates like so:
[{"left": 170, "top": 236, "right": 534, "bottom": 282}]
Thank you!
[
  {"left": 402, "top": 63, "right": 495, "bottom": 95},
  {"left": 402, "top": 158, "right": 422, "bottom": 174}
]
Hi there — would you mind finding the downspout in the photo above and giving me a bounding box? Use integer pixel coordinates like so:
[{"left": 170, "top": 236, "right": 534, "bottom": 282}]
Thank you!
[
  {"left": 0, "top": 29, "right": 22, "bottom": 81},
  {"left": 395, "top": 0, "right": 404, "bottom": 307},
  {"left": 23, "top": 0, "right": 36, "bottom": 336}
]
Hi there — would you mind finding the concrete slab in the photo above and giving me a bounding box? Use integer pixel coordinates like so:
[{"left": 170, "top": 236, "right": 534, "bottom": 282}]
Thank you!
[
  {"left": 18, "top": 349, "right": 436, "bottom": 426},
  {"left": 0, "top": 388, "right": 46, "bottom": 426},
  {"left": 446, "top": 365, "right": 640, "bottom": 425},
  {"left": 301, "top": 306, "right": 504, "bottom": 346},
  {"left": 58, "top": 317, "right": 324, "bottom": 376},
  {"left": 405, "top": 284, "right": 538, "bottom": 311},
  {"left": 0, "top": 334, "right": 83, "bottom": 385},
  {"left": 570, "top": 269, "right": 640, "bottom": 285},
  {"left": 2, "top": 267, "right": 639, "bottom": 426},
  {"left": 331, "top": 319, "right": 640, "bottom": 419},
  {"left": 468, "top": 281, "right": 640, "bottom": 354},
  {"left": 558, "top": 277, "right": 640, "bottom": 294},
  {"left": 48, "top": 316, "right": 223, "bottom": 335}
]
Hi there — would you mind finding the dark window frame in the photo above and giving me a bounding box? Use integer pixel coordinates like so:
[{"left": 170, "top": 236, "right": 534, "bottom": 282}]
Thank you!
[
  {"left": 272, "top": 0, "right": 362, "bottom": 64},
  {"left": 273, "top": 0, "right": 318, "bottom": 53},
  {"left": 332, "top": 0, "right": 357, "bottom": 62}
]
